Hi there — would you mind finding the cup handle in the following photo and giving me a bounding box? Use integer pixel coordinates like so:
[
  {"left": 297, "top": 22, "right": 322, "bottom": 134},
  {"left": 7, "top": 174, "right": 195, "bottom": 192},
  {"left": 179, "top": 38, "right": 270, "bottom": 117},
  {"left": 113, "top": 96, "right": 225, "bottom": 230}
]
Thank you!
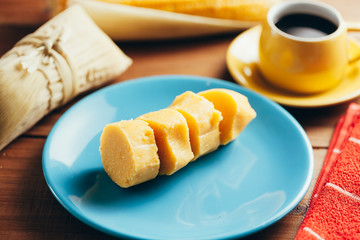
[
  {"left": 346, "top": 21, "right": 360, "bottom": 64},
  {"left": 346, "top": 21, "right": 360, "bottom": 32}
]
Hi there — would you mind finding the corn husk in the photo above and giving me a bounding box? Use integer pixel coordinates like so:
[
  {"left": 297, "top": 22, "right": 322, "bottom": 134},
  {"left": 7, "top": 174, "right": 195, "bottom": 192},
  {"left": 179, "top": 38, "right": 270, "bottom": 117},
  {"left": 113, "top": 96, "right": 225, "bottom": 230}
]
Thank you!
[
  {"left": 0, "top": 5, "right": 132, "bottom": 151},
  {"left": 51, "top": 0, "right": 281, "bottom": 40}
]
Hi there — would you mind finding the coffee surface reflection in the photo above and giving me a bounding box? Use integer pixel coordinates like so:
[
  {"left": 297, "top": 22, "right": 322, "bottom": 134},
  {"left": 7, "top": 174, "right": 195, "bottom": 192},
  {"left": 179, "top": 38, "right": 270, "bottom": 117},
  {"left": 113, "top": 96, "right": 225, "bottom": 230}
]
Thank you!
[{"left": 275, "top": 13, "right": 338, "bottom": 38}]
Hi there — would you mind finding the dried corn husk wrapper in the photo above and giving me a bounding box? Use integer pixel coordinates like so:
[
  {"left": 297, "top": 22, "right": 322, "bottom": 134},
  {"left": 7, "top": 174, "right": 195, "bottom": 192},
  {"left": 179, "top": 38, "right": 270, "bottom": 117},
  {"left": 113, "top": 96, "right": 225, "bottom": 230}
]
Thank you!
[
  {"left": 52, "top": 0, "right": 281, "bottom": 40},
  {"left": 0, "top": 5, "right": 132, "bottom": 151}
]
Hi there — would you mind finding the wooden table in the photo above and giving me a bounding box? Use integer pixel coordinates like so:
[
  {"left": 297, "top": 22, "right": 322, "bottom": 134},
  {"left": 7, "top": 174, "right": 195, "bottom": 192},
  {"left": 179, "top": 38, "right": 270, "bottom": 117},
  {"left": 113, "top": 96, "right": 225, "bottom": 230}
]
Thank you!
[{"left": 1, "top": 0, "right": 360, "bottom": 239}]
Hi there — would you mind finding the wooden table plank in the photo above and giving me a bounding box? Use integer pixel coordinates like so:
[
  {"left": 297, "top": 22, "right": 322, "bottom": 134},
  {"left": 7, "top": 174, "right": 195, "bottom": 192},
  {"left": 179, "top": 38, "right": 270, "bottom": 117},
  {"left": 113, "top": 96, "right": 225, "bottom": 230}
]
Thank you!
[
  {"left": 0, "top": 0, "right": 49, "bottom": 25},
  {"left": 1, "top": 0, "right": 360, "bottom": 239},
  {"left": 0, "top": 136, "right": 328, "bottom": 240}
]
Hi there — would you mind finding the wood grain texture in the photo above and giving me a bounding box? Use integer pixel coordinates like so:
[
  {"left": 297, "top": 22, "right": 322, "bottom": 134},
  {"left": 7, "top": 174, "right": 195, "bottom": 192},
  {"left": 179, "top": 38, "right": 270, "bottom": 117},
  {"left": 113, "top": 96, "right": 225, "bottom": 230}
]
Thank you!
[
  {"left": 0, "top": 0, "right": 50, "bottom": 25},
  {"left": 1, "top": 0, "right": 360, "bottom": 239}
]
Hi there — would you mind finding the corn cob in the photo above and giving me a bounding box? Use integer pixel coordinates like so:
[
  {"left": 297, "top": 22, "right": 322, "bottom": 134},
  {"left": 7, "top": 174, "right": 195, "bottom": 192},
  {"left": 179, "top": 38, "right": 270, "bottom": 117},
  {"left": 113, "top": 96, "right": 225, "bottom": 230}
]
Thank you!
[
  {"left": 51, "top": 0, "right": 281, "bottom": 40},
  {"left": 101, "top": 0, "right": 280, "bottom": 21},
  {"left": 0, "top": 5, "right": 132, "bottom": 151}
]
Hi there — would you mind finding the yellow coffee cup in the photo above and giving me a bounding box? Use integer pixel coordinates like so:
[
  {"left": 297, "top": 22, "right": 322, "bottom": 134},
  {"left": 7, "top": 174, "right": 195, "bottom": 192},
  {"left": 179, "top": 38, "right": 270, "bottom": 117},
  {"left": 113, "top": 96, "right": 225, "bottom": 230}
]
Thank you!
[{"left": 258, "top": 0, "right": 359, "bottom": 94}]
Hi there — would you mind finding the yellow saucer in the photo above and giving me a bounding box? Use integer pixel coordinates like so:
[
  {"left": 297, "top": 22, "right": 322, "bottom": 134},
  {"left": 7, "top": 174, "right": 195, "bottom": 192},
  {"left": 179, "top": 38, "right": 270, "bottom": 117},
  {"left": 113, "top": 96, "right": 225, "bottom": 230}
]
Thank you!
[{"left": 226, "top": 25, "right": 360, "bottom": 108}]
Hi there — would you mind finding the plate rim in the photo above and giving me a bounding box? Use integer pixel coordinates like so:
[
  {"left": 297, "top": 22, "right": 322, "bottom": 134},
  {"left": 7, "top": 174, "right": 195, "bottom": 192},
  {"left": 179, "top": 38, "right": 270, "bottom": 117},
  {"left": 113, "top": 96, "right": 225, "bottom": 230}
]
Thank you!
[{"left": 42, "top": 74, "right": 314, "bottom": 239}]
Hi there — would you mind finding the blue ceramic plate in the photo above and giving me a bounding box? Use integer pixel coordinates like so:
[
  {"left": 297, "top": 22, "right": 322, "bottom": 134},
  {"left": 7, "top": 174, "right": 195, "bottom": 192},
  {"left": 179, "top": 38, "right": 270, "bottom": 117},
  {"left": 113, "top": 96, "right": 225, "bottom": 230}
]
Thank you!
[{"left": 43, "top": 75, "right": 314, "bottom": 239}]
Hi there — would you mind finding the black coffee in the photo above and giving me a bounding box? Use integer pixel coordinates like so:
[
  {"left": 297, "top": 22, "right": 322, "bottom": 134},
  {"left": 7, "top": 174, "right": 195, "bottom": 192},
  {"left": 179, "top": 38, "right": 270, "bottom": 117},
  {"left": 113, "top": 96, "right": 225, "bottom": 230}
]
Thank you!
[{"left": 275, "top": 13, "right": 338, "bottom": 38}]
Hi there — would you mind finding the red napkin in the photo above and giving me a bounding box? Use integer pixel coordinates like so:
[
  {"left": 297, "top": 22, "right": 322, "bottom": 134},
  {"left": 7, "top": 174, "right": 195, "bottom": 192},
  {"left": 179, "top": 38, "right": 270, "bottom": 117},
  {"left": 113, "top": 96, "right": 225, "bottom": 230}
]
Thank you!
[{"left": 295, "top": 103, "right": 360, "bottom": 240}]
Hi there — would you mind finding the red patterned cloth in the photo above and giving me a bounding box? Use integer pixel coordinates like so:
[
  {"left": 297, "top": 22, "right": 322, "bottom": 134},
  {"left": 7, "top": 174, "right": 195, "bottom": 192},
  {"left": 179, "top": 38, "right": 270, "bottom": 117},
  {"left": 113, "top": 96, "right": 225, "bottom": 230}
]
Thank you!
[{"left": 295, "top": 103, "right": 360, "bottom": 239}]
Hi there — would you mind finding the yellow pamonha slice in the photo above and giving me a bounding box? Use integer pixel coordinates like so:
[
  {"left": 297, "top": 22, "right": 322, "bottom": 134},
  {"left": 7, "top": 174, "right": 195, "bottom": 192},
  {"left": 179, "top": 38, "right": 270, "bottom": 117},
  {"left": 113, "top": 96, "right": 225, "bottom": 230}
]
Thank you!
[
  {"left": 168, "top": 91, "right": 223, "bottom": 160},
  {"left": 198, "top": 88, "right": 256, "bottom": 145},
  {"left": 100, "top": 120, "right": 160, "bottom": 188},
  {"left": 137, "top": 109, "right": 194, "bottom": 175},
  {"left": 99, "top": 89, "right": 256, "bottom": 188}
]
